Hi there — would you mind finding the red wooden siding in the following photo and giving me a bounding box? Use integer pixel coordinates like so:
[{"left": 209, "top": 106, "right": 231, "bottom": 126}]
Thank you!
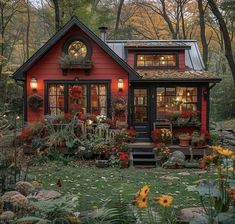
[
  {"left": 27, "top": 26, "right": 128, "bottom": 122},
  {"left": 178, "top": 50, "right": 185, "bottom": 70}
]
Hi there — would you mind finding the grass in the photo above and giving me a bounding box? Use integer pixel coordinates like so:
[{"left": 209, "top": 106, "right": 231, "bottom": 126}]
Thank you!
[{"left": 29, "top": 160, "right": 215, "bottom": 212}]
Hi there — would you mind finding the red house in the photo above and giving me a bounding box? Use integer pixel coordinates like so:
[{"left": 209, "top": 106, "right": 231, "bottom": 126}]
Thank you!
[{"left": 12, "top": 16, "right": 221, "bottom": 141}]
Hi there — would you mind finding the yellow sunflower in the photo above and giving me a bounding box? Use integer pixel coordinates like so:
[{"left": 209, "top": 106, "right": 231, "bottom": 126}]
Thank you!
[
  {"left": 132, "top": 185, "right": 150, "bottom": 209},
  {"left": 138, "top": 184, "right": 150, "bottom": 198},
  {"left": 158, "top": 195, "right": 173, "bottom": 208},
  {"left": 137, "top": 197, "right": 148, "bottom": 209},
  {"left": 220, "top": 149, "right": 234, "bottom": 157}
]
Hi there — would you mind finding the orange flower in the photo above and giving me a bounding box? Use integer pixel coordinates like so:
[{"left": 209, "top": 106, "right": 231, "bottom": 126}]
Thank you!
[
  {"left": 132, "top": 185, "right": 150, "bottom": 209},
  {"left": 157, "top": 195, "right": 173, "bottom": 208},
  {"left": 227, "top": 188, "right": 235, "bottom": 200}
]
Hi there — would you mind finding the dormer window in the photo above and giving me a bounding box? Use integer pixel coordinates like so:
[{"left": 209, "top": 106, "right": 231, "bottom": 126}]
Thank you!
[{"left": 136, "top": 53, "right": 177, "bottom": 68}]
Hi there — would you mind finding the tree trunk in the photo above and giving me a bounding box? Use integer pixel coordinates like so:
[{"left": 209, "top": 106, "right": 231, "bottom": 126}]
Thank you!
[
  {"left": 115, "top": 0, "right": 125, "bottom": 32},
  {"left": 207, "top": 0, "right": 235, "bottom": 85},
  {"left": 161, "top": 0, "right": 177, "bottom": 39},
  {"left": 52, "top": 0, "right": 61, "bottom": 31},
  {"left": 198, "top": 0, "right": 208, "bottom": 70},
  {"left": 25, "top": 0, "right": 30, "bottom": 60}
]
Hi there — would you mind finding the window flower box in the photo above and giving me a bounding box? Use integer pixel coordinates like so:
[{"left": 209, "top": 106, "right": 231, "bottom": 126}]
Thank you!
[{"left": 60, "top": 62, "right": 92, "bottom": 70}]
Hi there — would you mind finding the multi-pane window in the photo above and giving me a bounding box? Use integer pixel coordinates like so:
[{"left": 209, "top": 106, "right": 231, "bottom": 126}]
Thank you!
[
  {"left": 137, "top": 54, "right": 177, "bottom": 67},
  {"left": 156, "top": 87, "right": 197, "bottom": 119},
  {"left": 48, "top": 84, "right": 65, "bottom": 115},
  {"left": 47, "top": 83, "right": 108, "bottom": 116},
  {"left": 91, "top": 84, "right": 107, "bottom": 116}
]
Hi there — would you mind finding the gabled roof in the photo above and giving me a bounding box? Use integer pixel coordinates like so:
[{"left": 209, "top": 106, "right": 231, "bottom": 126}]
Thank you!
[{"left": 12, "top": 16, "right": 141, "bottom": 81}]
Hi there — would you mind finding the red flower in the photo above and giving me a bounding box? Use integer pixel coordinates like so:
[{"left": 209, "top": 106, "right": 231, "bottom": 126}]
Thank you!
[
  {"left": 64, "top": 113, "right": 73, "bottom": 120},
  {"left": 18, "top": 127, "right": 33, "bottom": 144},
  {"left": 119, "top": 152, "right": 129, "bottom": 161},
  {"left": 180, "top": 111, "right": 191, "bottom": 118},
  {"left": 127, "top": 127, "right": 136, "bottom": 138},
  {"left": 70, "top": 86, "right": 83, "bottom": 98}
]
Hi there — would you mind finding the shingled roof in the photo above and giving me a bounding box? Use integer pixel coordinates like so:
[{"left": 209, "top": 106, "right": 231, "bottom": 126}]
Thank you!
[
  {"left": 124, "top": 41, "right": 191, "bottom": 49},
  {"left": 136, "top": 69, "right": 221, "bottom": 82}
]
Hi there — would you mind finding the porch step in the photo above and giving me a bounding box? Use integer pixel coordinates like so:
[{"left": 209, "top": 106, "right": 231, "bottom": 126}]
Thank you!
[
  {"left": 130, "top": 142, "right": 157, "bottom": 168},
  {"left": 135, "top": 138, "right": 151, "bottom": 142}
]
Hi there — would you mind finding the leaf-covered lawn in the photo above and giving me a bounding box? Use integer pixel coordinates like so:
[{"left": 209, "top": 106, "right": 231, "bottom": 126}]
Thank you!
[{"left": 29, "top": 161, "right": 215, "bottom": 211}]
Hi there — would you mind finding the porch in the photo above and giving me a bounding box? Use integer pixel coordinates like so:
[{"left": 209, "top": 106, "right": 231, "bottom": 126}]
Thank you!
[
  {"left": 129, "top": 142, "right": 212, "bottom": 168},
  {"left": 129, "top": 83, "right": 208, "bottom": 140}
]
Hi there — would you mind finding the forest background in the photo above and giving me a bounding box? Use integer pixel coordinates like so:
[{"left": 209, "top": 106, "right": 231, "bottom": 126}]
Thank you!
[{"left": 0, "top": 0, "right": 234, "bottom": 122}]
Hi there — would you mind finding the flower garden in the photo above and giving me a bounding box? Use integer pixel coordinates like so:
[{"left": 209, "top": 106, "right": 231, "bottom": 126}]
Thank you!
[{"left": 0, "top": 112, "right": 235, "bottom": 223}]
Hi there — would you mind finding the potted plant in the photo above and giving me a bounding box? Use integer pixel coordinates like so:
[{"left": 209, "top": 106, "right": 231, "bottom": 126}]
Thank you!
[
  {"left": 28, "top": 94, "right": 43, "bottom": 112},
  {"left": 17, "top": 127, "right": 34, "bottom": 154},
  {"left": 153, "top": 143, "right": 171, "bottom": 166},
  {"left": 47, "top": 122, "right": 77, "bottom": 155},
  {"left": 119, "top": 143, "right": 130, "bottom": 168},
  {"left": 93, "top": 142, "right": 110, "bottom": 168},
  {"left": 151, "top": 128, "right": 172, "bottom": 144},
  {"left": 178, "top": 133, "right": 191, "bottom": 146},
  {"left": 191, "top": 131, "right": 206, "bottom": 148}
]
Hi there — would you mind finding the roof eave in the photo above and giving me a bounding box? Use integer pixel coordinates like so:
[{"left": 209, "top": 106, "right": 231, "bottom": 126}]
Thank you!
[
  {"left": 132, "top": 78, "right": 222, "bottom": 83},
  {"left": 125, "top": 46, "right": 191, "bottom": 50}
]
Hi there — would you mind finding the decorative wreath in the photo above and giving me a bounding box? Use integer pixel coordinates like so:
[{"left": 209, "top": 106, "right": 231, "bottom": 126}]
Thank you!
[
  {"left": 28, "top": 94, "right": 43, "bottom": 112},
  {"left": 70, "top": 85, "right": 83, "bottom": 99}
]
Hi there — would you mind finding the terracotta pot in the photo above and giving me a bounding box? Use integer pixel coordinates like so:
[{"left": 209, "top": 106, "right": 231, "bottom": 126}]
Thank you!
[
  {"left": 179, "top": 136, "right": 191, "bottom": 147},
  {"left": 120, "top": 160, "right": 129, "bottom": 168}
]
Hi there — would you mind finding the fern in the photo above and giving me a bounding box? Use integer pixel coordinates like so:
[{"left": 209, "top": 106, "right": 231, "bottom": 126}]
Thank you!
[
  {"left": 135, "top": 207, "right": 161, "bottom": 224},
  {"left": 13, "top": 216, "right": 50, "bottom": 223}
]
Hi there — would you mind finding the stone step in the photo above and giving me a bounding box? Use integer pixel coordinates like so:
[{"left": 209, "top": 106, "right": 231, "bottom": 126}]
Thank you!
[
  {"left": 132, "top": 151, "right": 154, "bottom": 156},
  {"left": 132, "top": 153, "right": 155, "bottom": 159},
  {"left": 132, "top": 158, "right": 156, "bottom": 162},
  {"left": 131, "top": 148, "right": 153, "bottom": 152},
  {"left": 134, "top": 165, "right": 156, "bottom": 168}
]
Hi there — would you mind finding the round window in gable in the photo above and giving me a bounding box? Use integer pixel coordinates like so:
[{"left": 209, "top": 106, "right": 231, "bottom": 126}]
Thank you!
[{"left": 68, "top": 40, "right": 87, "bottom": 59}]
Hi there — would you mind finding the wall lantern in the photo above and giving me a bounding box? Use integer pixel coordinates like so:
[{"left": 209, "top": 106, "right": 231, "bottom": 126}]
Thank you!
[
  {"left": 118, "top": 79, "right": 124, "bottom": 91},
  {"left": 30, "top": 78, "right": 38, "bottom": 92}
]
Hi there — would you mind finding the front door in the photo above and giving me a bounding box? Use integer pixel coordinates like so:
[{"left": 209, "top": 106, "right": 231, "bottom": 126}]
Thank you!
[{"left": 131, "top": 86, "right": 155, "bottom": 139}]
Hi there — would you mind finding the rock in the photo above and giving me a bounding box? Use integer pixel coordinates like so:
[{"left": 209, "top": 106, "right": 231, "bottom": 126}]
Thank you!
[
  {"left": 215, "top": 122, "right": 223, "bottom": 131},
  {"left": 160, "top": 175, "right": 180, "bottom": 181},
  {"left": 193, "top": 179, "right": 207, "bottom": 184},
  {"left": 179, "top": 207, "right": 206, "bottom": 223},
  {"left": 163, "top": 151, "right": 185, "bottom": 168},
  {"left": 0, "top": 211, "right": 15, "bottom": 221},
  {"left": 193, "top": 170, "right": 207, "bottom": 175},
  {"left": 32, "top": 190, "right": 61, "bottom": 201},
  {"left": 0, "top": 191, "right": 29, "bottom": 209},
  {"left": 227, "top": 140, "right": 235, "bottom": 146},
  {"left": 177, "top": 171, "right": 190, "bottom": 176},
  {"left": 15, "top": 181, "right": 35, "bottom": 196}
]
